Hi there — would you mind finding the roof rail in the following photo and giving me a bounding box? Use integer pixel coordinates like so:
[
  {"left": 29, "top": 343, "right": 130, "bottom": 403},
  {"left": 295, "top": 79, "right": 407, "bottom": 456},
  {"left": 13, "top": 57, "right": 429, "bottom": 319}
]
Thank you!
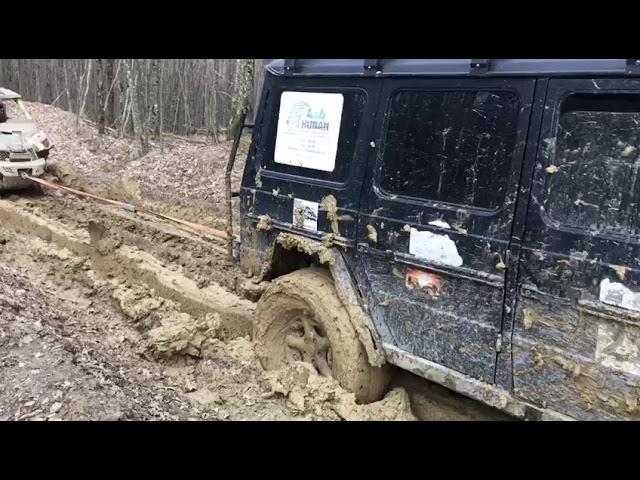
[{"left": 267, "top": 59, "right": 638, "bottom": 78}]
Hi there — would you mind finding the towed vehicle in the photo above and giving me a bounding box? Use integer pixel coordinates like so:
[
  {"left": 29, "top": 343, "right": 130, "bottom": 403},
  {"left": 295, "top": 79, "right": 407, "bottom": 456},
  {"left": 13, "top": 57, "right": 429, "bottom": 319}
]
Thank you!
[{"left": 0, "top": 87, "right": 52, "bottom": 190}]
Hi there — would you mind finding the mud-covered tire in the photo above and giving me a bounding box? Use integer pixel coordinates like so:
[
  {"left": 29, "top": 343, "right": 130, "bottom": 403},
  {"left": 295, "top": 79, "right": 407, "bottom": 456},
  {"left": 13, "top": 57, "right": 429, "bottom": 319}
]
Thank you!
[{"left": 254, "top": 267, "right": 391, "bottom": 403}]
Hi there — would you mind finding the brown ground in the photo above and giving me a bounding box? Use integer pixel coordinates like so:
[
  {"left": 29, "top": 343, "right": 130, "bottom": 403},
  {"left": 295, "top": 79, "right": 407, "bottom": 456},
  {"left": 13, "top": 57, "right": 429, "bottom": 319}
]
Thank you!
[{"left": 0, "top": 101, "right": 512, "bottom": 421}]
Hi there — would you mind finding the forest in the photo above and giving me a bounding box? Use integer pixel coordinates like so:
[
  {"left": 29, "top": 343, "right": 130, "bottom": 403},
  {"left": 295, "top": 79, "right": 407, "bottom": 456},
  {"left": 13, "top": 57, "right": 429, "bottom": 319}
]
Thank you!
[{"left": 0, "top": 59, "right": 266, "bottom": 150}]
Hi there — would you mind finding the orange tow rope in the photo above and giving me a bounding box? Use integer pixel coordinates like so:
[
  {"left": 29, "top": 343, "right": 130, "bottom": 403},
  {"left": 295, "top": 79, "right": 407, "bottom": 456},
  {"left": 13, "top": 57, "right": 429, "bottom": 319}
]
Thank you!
[{"left": 23, "top": 175, "right": 235, "bottom": 241}]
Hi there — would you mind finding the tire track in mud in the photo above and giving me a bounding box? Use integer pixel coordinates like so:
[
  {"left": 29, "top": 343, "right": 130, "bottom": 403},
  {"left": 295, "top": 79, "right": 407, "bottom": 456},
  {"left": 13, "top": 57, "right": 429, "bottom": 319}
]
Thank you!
[{"left": 10, "top": 191, "right": 236, "bottom": 289}]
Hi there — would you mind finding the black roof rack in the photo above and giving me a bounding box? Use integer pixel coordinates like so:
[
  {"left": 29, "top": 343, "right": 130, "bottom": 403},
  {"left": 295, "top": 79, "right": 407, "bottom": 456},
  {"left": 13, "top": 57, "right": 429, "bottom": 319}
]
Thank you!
[{"left": 268, "top": 59, "right": 639, "bottom": 78}]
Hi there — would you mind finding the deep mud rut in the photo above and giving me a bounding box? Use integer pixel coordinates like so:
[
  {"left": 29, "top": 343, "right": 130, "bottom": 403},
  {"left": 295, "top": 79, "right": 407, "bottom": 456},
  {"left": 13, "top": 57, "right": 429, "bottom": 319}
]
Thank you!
[{"left": 0, "top": 188, "right": 512, "bottom": 421}]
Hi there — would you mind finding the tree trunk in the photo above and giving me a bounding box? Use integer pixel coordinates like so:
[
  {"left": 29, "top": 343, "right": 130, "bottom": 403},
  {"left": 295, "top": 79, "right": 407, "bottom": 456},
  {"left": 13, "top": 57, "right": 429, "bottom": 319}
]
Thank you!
[
  {"left": 76, "top": 59, "right": 93, "bottom": 130},
  {"left": 119, "top": 66, "right": 129, "bottom": 135},
  {"left": 16, "top": 60, "right": 23, "bottom": 96},
  {"left": 159, "top": 60, "right": 165, "bottom": 154},
  {"left": 181, "top": 61, "right": 191, "bottom": 134},
  {"left": 204, "top": 60, "right": 209, "bottom": 134},
  {"left": 51, "top": 59, "right": 59, "bottom": 104},
  {"left": 34, "top": 61, "right": 41, "bottom": 103},
  {"left": 125, "top": 59, "right": 147, "bottom": 154},
  {"left": 95, "top": 59, "right": 106, "bottom": 134},
  {"left": 62, "top": 59, "right": 72, "bottom": 112},
  {"left": 253, "top": 59, "right": 266, "bottom": 121},
  {"left": 211, "top": 59, "right": 219, "bottom": 143},
  {"left": 120, "top": 85, "right": 130, "bottom": 138},
  {"left": 229, "top": 59, "right": 254, "bottom": 140},
  {"left": 145, "top": 59, "right": 161, "bottom": 144},
  {"left": 105, "top": 59, "right": 116, "bottom": 127}
]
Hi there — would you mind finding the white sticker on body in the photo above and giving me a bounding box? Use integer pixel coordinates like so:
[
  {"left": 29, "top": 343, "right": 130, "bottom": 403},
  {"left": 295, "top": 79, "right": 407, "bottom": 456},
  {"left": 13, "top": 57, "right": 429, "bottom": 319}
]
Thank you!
[
  {"left": 293, "top": 198, "right": 318, "bottom": 231},
  {"left": 274, "top": 91, "right": 344, "bottom": 172},
  {"left": 409, "top": 228, "right": 463, "bottom": 267},
  {"left": 595, "top": 322, "right": 640, "bottom": 376},
  {"left": 599, "top": 278, "right": 640, "bottom": 312}
]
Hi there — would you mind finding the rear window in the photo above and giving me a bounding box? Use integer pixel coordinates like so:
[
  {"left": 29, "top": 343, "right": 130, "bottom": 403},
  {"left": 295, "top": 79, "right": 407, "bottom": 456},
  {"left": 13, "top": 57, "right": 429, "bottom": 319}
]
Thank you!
[
  {"left": 546, "top": 93, "right": 640, "bottom": 236},
  {"left": 263, "top": 89, "right": 367, "bottom": 183},
  {"left": 378, "top": 90, "right": 520, "bottom": 210}
]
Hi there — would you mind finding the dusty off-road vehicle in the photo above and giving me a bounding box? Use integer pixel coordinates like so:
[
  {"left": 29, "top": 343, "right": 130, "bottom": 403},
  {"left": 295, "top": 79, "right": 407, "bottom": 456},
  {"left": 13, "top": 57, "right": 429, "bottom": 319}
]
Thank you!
[
  {"left": 238, "top": 59, "right": 640, "bottom": 421},
  {"left": 0, "top": 87, "right": 52, "bottom": 190}
]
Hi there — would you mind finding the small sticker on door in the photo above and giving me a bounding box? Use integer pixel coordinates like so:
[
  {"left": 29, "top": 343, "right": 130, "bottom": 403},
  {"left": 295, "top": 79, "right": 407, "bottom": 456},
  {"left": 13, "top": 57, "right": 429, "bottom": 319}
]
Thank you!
[
  {"left": 293, "top": 198, "right": 318, "bottom": 231},
  {"left": 405, "top": 268, "right": 443, "bottom": 297}
]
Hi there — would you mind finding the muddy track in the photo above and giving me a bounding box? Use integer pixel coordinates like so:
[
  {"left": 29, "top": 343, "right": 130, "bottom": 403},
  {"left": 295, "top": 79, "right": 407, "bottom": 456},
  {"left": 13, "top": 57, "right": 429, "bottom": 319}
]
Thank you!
[
  {"left": 0, "top": 196, "right": 289, "bottom": 420},
  {"left": 0, "top": 189, "right": 513, "bottom": 421},
  {"left": 5, "top": 190, "right": 236, "bottom": 289}
]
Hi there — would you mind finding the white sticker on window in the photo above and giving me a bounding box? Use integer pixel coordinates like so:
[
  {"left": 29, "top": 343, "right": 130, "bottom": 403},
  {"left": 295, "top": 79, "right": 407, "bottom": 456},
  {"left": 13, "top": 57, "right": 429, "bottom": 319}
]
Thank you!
[
  {"left": 293, "top": 198, "right": 318, "bottom": 231},
  {"left": 274, "top": 91, "right": 344, "bottom": 172}
]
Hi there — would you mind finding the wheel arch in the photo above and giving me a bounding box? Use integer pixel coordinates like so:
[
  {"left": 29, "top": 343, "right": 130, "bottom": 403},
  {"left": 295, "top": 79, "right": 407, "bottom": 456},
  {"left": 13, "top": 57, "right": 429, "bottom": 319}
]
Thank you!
[{"left": 263, "top": 232, "right": 386, "bottom": 368}]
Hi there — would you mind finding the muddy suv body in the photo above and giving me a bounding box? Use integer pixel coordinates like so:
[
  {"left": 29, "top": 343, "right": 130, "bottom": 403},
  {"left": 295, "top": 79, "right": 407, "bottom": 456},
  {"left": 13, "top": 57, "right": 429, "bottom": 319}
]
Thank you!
[
  {"left": 0, "top": 87, "right": 51, "bottom": 190},
  {"left": 240, "top": 59, "right": 640, "bottom": 420}
]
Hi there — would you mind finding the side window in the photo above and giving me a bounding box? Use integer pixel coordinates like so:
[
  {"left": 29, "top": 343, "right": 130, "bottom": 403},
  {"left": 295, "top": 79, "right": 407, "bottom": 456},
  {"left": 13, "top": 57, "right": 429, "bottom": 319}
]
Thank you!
[
  {"left": 546, "top": 93, "right": 640, "bottom": 236},
  {"left": 379, "top": 90, "right": 520, "bottom": 211},
  {"left": 264, "top": 89, "right": 367, "bottom": 183}
]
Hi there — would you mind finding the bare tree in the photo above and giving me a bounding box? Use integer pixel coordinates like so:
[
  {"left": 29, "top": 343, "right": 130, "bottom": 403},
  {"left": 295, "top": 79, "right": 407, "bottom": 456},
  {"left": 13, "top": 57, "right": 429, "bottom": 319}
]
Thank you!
[
  {"left": 104, "top": 59, "right": 117, "bottom": 127},
  {"left": 95, "top": 59, "right": 106, "bottom": 134},
  {"left": 125, "top": 59, "right": 146, "bottom": 153},
  {"left": 62, "top": 59, "right": 72, "bottom": 112},
  {"left": 0, "top": 58, "right": 270, "bottom": 142},
  {"left": 145, "top": 59, "right": 161, "bottom": 145},
  {"left": 210, "top": 59, "right": 219, "bottom": 143},
  {"left": 76, "top": 59, "right": 93, "bottom": 130},
  {"left": 34, "top": 61, "right": 41, "bottom": 103},
  {"left": 229, "top": 59, "right": 255, "bottom": 139},
  {"left": 159, "top": 60, "right": 165, "bottom": 153}
]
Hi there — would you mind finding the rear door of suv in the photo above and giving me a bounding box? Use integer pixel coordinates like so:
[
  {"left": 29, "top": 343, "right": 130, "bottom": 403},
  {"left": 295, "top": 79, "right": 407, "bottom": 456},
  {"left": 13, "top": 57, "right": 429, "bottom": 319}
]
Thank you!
[
  {"left": 511, "top": 78, "right": 640, "bottom": 420},
  {"left": 357, "top": 77, "right": 536, "bottom": 383},
  {"left": 240, "top": 75, "right": 382, "bottom": 272}
]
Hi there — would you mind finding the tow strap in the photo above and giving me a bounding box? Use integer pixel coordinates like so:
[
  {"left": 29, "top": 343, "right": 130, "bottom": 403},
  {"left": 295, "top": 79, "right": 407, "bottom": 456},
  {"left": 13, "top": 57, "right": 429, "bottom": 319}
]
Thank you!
[{"left": 23, "top": 174, "right": 235, "bottom": 241}]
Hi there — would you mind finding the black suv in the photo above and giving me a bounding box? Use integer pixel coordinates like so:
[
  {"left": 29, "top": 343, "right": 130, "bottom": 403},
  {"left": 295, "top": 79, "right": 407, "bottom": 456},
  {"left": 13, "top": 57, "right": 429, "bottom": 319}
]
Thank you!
[{"left": 239, "top": 59, "right": 640, "bottom": 421}]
